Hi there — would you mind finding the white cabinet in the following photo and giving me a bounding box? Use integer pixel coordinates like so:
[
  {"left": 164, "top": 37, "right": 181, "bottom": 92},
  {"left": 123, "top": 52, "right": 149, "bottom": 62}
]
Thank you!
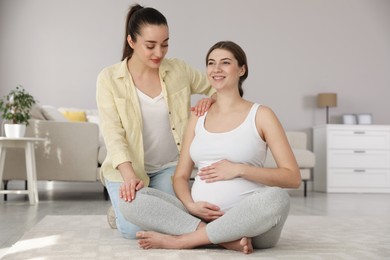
[{"left": 313, "top": 125, "right": 390, "bottom": 193}]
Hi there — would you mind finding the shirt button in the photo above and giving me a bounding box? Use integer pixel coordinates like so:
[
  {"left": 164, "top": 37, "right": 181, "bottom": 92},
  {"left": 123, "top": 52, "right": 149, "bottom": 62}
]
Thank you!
[
  {"left": 177, "top": 143, "right": 180, "bottom": 146},
  {"left": 172, "top": 128, "right": 175, "bottom": 131}
]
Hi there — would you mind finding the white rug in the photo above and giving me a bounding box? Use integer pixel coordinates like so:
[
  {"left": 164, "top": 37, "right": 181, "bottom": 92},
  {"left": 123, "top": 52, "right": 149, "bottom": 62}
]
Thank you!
[{"left": 2, "top": 215, "right": 389, "bottom": 260}]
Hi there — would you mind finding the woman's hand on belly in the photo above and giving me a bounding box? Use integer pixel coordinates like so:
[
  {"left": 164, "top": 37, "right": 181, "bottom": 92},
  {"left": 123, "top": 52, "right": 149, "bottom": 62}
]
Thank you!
[
  {"left": 198, "top": 159, "right": 241, "bottom": 183},
  {"left": 186, "top": 201, "right": 224, "bottom": 222}
]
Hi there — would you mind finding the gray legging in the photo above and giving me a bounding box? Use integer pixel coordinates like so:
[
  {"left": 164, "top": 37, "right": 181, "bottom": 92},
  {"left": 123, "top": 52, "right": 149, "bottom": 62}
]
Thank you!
[{"left": 118, "top": 186, "right": 290, "bottom": 249}]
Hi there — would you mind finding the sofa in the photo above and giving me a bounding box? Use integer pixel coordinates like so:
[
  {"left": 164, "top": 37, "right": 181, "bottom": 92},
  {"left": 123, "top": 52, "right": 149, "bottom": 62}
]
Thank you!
[
  {"left": 1, "top": 105, "right": 315, "bottom": 197},
  {"left": 1, "top": 105, "right": 106, "bottom": 197}
]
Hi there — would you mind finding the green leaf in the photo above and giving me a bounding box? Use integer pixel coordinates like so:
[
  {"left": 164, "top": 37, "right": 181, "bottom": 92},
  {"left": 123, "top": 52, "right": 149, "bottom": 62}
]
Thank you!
[{"left": 0, "top": 85, "right": 37, "bottom": 125}]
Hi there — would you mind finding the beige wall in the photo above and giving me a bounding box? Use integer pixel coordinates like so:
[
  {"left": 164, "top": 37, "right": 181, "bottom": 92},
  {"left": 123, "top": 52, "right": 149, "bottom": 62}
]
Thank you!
[{"left": 1, "top": 0, "right": 389, "bottom": 142}]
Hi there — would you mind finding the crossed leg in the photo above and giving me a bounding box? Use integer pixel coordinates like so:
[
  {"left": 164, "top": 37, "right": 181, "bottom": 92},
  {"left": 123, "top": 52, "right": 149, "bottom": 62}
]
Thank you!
[
  {"left": 136, "top": 222, "right": 253, "bottom": 254},
  {"left": 121, "top": 187, "right": 289, "bottom": 254}
]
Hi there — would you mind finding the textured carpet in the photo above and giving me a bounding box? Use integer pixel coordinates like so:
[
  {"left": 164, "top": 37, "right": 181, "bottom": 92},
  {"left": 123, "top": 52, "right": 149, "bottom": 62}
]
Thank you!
[{"left": 2, "top": 215, "right": 389, "bottom": 259}]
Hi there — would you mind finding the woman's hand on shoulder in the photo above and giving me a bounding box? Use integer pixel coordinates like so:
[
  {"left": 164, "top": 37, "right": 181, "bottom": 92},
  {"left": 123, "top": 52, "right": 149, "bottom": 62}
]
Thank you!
[
  {"left": 186, "top": 201, "right": 224, "bottom": 222},
  {"left": 198, "top": 160, "right": 242, "bottom": 182},
  {"left": 191, "top": 97, "right": 214, "bottom": 116}
]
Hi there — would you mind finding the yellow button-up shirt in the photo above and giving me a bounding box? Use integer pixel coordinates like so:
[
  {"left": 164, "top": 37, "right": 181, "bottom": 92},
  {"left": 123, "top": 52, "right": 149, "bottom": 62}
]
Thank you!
[{"left": 96, "top": 58, "right": 214, "bottom": 185}]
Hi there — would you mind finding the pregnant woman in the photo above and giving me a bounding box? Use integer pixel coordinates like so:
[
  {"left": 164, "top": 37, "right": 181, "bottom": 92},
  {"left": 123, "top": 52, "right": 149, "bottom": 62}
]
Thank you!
[{"left": 118, "top": 41, "right": 301, "bottom": 254}]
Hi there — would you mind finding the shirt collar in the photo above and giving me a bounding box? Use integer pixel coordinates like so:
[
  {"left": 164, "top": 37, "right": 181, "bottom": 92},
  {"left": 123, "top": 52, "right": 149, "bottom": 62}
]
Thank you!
[
  {"left": 115, "top": 58, "right": 130, "bottom": 79},
  {"left": 115, "top": 57, "right": 171, "bottom": 80}
]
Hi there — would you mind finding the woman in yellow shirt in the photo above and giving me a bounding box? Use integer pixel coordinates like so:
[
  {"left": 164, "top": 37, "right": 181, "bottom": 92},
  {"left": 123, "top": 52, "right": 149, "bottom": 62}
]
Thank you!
[{"left": 96, "top": 4, "right": 214, "bottom": 239}]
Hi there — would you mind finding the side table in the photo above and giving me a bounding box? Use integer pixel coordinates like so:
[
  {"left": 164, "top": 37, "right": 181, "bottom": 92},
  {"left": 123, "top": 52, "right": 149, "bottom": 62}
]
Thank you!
[{"left": 0, "top": 137, "right": 45, "bottom": 205}]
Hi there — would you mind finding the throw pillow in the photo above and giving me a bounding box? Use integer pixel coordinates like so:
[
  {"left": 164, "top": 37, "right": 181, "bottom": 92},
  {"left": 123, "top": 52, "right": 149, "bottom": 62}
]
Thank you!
[
  {"left": 41, "top": 105, "right": 68, "bottom": 122},
  {"left": 30, "top": 104, "right": 46, "bottom": 120},
  {"left": 62, "top": 111, "right": 87, "bottom": 122}
]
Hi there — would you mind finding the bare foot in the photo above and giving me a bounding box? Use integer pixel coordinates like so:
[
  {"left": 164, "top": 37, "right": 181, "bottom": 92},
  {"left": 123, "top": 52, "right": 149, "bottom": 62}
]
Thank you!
[
  {"left": 136, "top": 231, "right": 183, "bottom": 249},
  {"left": 220, "top": 237, "right": 253, "bottom": 254}
]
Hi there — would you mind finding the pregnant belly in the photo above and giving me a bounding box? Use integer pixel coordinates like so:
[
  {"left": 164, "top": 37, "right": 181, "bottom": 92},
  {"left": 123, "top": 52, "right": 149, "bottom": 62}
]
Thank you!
[{"left": 191, "top": 176, "right": 263, "bottom": 212}]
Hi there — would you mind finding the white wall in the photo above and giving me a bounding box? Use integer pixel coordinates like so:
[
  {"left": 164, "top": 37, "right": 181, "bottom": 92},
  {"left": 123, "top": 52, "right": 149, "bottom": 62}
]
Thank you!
[{"left": 1, "top": 0, "right": 390, "bottom": 139}]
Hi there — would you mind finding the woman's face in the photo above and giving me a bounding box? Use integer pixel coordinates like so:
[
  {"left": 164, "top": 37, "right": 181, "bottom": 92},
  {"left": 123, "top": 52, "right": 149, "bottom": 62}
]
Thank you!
[
  {"left": 206, "top": 48, "right": 245, "bottom": 91},
  {"left": 128, "top": 24, "right": 169, "bottom": 68}
]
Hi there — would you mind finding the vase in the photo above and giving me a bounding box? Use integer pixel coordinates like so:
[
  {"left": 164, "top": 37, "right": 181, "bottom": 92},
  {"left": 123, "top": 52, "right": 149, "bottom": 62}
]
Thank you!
[{"left": 4, "top": 124, "right": 26, "bottom": 138}]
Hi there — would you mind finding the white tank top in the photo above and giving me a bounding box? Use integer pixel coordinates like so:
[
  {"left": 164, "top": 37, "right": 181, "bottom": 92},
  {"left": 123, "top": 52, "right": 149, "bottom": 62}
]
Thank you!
[{"left": 190, "top": 103, "right": 267, "bottom": 212}]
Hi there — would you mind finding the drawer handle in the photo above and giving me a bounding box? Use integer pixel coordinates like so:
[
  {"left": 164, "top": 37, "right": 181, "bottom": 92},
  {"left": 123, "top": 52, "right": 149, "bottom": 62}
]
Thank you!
[
  {"left": 354, "top": 169, "right": 366, "bottom": 173},
  {"left": 353, "top": 150, "right": 366, "bottom": 153},
  {"left": 353, "top": 131, "right": 366, "bottom": 135}
]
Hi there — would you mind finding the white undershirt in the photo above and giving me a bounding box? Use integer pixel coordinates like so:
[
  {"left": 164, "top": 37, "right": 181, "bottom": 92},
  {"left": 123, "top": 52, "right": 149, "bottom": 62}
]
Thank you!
[{"left": 136, "top": 88, "right": 179, "bottom": 173}]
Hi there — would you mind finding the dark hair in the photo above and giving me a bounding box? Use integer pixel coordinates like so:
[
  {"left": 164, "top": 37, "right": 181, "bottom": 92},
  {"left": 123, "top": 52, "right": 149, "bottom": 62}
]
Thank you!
[
  {"left": 122, "top": 4, "right": 168, "bottom": 61},
  {"left": 206, "top": 41, "right": 248, "bottom": 97}
]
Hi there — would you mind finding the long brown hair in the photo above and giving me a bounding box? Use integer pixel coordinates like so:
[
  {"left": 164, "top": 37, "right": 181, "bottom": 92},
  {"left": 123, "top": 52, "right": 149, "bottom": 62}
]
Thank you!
[
  {"left": 206, "top": 41, "right": 248, "bottom": 97},
  {"left": 122, "top": 4, "right": 168, "bottom": 61}
]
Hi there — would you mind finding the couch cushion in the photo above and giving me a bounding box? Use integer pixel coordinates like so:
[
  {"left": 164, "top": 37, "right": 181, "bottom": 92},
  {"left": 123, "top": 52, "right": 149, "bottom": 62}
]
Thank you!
[
  {"left": 86, "top": 115, "right": 99, "bottom": 124},
  {"left": 30, "top": 104, "right": 46, "bottom": 120},
  {"left": 292, "top": 148, "right": 316, "bottom": 168},
  {"left": 286, "top": 132, "right": 307, "bottom": 150},
  {"left": 41, "top": 105, "right": 68, "bottom": 121},
  {"left": 86, "top": 114, "right": 105, "bottom": 146}
]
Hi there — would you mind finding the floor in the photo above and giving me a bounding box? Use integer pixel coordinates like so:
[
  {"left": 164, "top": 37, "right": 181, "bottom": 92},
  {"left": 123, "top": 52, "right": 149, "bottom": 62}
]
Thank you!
[{"left": 1, "top": 181, "right": 390, "bottom": 256}]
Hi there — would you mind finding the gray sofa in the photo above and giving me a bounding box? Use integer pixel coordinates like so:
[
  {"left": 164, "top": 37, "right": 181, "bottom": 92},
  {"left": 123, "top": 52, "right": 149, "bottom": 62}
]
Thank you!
[{"left": 2, "top": 119, "right": 102, "bottom": 183}]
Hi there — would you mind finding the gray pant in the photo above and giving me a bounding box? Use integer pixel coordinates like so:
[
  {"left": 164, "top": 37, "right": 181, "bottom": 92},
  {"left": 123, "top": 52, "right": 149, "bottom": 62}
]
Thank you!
[{"left": 118, "top": 186, "right": 290, "bottom": 249}]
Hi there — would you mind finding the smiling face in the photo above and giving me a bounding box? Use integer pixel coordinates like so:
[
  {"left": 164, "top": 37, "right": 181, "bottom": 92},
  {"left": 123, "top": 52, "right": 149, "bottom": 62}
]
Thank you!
[
  {"left": 128, "top": 24, "right": 169, "bottom": 68},
  {"left": 206, "top": 48, "right": 246, "bottom": 92}
]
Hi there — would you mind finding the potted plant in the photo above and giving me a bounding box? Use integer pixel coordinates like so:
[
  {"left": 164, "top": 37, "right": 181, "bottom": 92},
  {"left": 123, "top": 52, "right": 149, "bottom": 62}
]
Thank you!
[{"left": 0, "top": 85, "right": 37, "bottom": 138}]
